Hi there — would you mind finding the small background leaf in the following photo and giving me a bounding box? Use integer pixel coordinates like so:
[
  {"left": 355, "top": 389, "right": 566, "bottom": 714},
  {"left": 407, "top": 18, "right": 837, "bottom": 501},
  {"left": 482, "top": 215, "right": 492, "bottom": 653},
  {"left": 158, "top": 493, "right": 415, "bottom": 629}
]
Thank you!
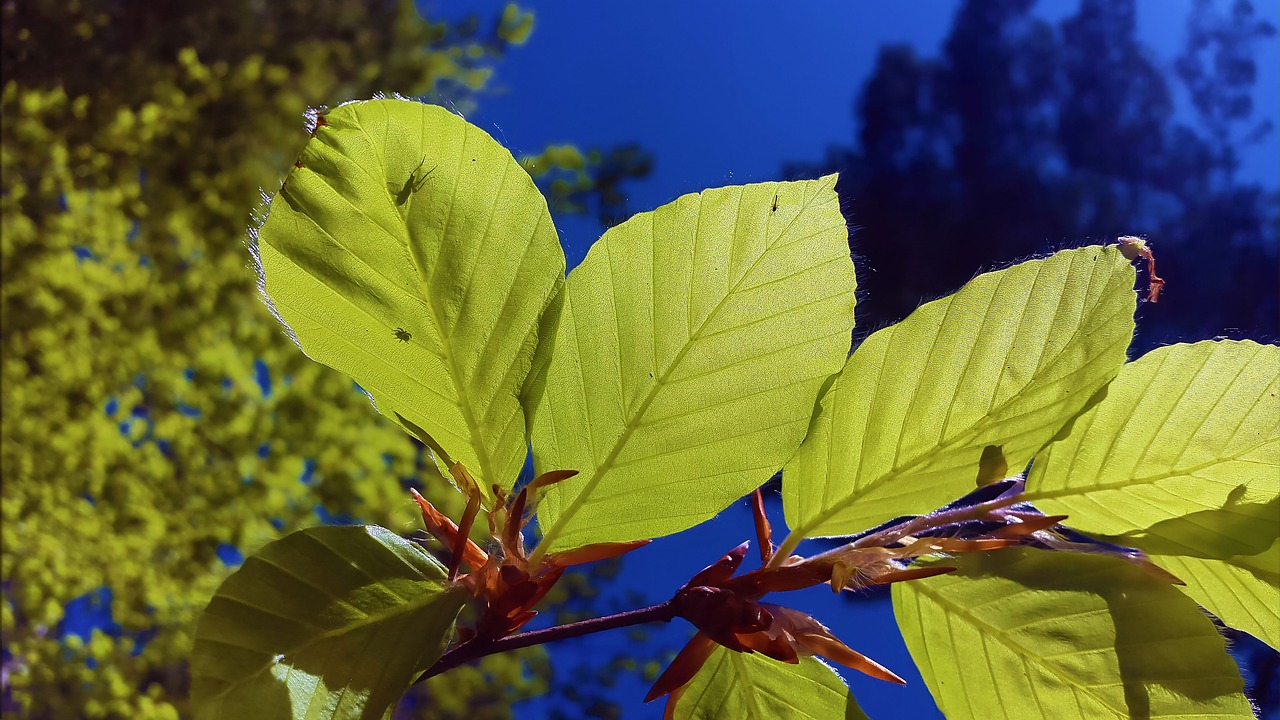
[
  {"left": 784, "top": 246, "right": 1135, "bottom": 540},
  {"left": 669, "top": 648, "right": 869, "bottom": 720},
  {"left": 893, "top": 548, "right": 1252, "bottom": 720},
  {"left": 253, "top": 98, "right": 565, "bottom": 498},
  {"left": 191, "top": 526, "right": 466, "bottom": 720},
  {"left": 530, "top": 176, "right": 856, "bottom": 552}
]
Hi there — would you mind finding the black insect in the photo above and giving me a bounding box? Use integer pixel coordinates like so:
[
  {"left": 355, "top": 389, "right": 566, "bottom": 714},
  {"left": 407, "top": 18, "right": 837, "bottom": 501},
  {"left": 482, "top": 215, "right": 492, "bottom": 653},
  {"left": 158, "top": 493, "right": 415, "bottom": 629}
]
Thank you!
[
  {"left": 394, "top": 327, "right": 412, "bottom": 343},
  {"left": 390, "top": 157, "right": 433, "bottom": 206},
  {"left": 771, "top": 193, "right": 779, "bottom": 212}
]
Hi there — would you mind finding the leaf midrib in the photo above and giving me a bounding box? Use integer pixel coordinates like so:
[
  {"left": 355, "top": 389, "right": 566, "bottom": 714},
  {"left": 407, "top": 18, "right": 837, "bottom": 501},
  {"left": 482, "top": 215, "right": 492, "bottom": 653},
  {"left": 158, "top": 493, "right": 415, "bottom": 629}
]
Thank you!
[
  {"left": 286, "top": 122, "right": 503, "bottom": 489},
  {"left": 790, "top": 256, "right": 1128, "bottom": 541},
  {"left": 198, "top": 578, "right": 463, "bottom": 706},
  {"left": 1024, "top": 436, "right": 1277, "bottom": 503},
  {"left": 534, "top": 185, "right": 838, "bottom": 554},
  {"left": 908, "top": 578, "right": 1132, "bottom": 719},
  {"left": 793, "top": 335, "right": 1119, "bottom": 540},
  {"left": 729, "top": 652, "right": 765, "bottom": 720},
  {"left": 347, "top": 106, "right": 530, "bottom": 492},
  {"left": 414, "top": 128, "right": 508, "bottom": 492}
]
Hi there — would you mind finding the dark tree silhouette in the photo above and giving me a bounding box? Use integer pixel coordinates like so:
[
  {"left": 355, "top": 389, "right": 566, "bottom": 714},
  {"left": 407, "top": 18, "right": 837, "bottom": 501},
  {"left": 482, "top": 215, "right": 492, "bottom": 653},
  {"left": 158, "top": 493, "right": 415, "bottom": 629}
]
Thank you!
[
  {"left": 785, "top": 1, "right": 1278, "bottom": 714},
  {"left": 787, "top": 0, "right": 1278, "bottom": 355}
]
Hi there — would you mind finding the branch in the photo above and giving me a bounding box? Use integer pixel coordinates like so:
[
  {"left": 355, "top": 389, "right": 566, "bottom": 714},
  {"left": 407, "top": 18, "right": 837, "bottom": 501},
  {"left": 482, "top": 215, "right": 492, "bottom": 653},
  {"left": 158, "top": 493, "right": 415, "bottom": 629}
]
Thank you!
[{"left": 417, "top": 599, "right": 678, "bottom": 682}]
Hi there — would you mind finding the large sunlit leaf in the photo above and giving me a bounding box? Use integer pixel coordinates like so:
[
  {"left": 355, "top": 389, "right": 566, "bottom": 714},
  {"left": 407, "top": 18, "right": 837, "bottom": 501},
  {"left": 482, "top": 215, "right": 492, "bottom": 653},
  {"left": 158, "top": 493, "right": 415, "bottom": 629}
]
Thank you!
[
  {"left": 668, "top": 648, "right": 869, "bottom": 720},
  {"left": 191, "top": 526, "right": 467, "bottom": 720},
  {"left": 893, "top": 549, "right": 1252, "bottom": 720},
  {"left": 252, "top": 98, "right": 565, "bottom": 499},
  {"left": 1026, "top": 340, "right": 1279, "bottom": 534},
  {"left": 528, "top": 176, "right": 856, "bottom": 553},
  {"left": 784, "top": 246, "right": 1135, "bottom": 540},
  {"left": 1024, "top": 341, "right": 1280, "bottom": 647}
]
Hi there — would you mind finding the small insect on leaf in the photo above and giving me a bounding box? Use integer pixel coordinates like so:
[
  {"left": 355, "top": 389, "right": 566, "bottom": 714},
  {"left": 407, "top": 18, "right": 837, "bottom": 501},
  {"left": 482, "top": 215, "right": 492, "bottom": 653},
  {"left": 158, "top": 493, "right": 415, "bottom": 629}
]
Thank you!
[
  {"left": 771, "top": 193, "right": 779, "bottom": 212},
  {"left": 390, "top": 157, "right": 434, "bottom": 206},
  {"left": 394, "top": 327, "right": 412, "bottom": 343}
]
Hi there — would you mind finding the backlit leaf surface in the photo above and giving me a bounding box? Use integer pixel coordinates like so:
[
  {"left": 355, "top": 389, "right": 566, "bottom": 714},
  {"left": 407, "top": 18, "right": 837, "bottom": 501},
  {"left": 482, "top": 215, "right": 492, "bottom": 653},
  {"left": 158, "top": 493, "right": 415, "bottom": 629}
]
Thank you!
[
  {"left": 191, "top": 526, "right": 466, "bottom": 720},
  {"left": 1026, "top": 340, "right": 1279, "bottom": 535},
  {"left": 1103, "top": 493, "right": 1280, "bottom": 649},
  {"left": 1151, "top": 542, "right": 1280, "bottom": 649},
  {"left": 669, "top": 648, "right": 869, "bottom": 720},
  {"left": 1025, "top": 340, "right": 1280, "bottom": 648},
  {"left": 784, "top": 246, "right": 1134, "bottom": 540},
  {"left": 253, "top": 98, "right": 565, "bottom": 499},
  {"left": 893, "top": 549, "right": 1252, "bottom": 720},
  {"left": 530, "top": 177, "right": 856, "bottom": 552}
]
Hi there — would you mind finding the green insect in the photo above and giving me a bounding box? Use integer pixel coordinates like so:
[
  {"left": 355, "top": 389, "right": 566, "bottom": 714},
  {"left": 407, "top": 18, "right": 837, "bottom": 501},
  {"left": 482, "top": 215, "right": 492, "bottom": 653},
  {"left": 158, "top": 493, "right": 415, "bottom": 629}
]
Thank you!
[{"left": 394, "top": 327, "right": 412, "bottom": 343}]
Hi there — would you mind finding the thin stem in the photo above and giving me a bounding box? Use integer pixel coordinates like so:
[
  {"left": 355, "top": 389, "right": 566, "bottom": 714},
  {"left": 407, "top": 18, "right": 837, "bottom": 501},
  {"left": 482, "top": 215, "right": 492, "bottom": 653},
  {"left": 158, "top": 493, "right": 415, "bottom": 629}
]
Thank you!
[
  {"left": 768, "top": 532, "right": 802, "bottom": 568},
  {"left": 847, "top": 493, "right": 1019, "bottom": 549},
  {"left": 417, "top": 599, "right": 678, "bottom": 683}
]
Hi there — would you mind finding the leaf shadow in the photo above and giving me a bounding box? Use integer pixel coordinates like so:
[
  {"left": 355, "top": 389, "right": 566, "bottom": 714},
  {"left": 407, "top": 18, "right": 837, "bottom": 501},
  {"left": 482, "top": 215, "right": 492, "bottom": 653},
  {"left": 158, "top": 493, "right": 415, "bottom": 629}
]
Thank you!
[
  {"left": 1107, "top": 494, "right": 1279, "bottom": 585},
  {"left": 958, "top": 549, "right": 1247, "bottom": 719}
]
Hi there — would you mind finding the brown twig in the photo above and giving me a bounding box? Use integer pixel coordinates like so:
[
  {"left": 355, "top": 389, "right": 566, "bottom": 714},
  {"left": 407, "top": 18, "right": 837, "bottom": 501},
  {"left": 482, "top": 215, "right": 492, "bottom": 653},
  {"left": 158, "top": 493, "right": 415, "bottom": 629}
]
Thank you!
[{"left": 416, "top": 599, "right": 679, "bottom": 683}]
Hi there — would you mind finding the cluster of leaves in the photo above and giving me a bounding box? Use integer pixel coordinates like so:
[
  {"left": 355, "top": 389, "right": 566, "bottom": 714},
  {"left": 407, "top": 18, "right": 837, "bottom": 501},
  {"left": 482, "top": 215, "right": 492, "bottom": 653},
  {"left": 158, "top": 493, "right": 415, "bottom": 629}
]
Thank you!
[
  {"left": 0, "top": 2, "right": 576, "bottom": 717},
  {"left": 198, "top": 97, "right": 1278, "bottom": 719}
]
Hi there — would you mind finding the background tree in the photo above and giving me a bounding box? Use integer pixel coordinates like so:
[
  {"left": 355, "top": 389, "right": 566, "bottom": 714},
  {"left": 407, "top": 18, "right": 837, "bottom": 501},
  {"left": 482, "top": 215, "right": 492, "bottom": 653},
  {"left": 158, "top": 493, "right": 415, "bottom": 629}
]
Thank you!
[
  {"left": 0, "top": 2, "right": 648, "bottom": 717},
  {"left": 784, "top": 0, "right": 1278, "bottom": 712},
  {"left": 787, "top": 0, "right": 1277, "bottom": 353}
]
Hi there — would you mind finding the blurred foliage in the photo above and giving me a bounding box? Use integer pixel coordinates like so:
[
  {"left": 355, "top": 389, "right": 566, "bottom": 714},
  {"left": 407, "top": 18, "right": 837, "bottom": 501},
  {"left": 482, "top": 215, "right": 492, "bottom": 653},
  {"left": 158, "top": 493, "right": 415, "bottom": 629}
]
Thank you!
[
  {"left": 787, "top": 0, "right": 1279, "bottom": 353},
  {"left": 540, "top": 583, "right": 675, "bottom": 720},
  {"left": 522, "top": 143, "right": 654, "bottom": 228},
  {"left": 0, "top": 1, "right": 574, "bottom": 717}
]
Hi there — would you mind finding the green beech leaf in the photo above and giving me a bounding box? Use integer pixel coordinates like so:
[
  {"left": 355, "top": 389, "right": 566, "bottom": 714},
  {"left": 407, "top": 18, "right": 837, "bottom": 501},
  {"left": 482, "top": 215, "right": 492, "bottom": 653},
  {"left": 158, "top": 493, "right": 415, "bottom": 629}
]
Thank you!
[
  {"left": 784, "top": 246, "right": 1135, "bottom": 540},
  {"left": 1149, "top": 542, "right": 1280, "bottom": 649},
  {"left": 1099, "top": 498, "right": 1280, "bottom": 648},
  {"left": 252, "top": 98, "right": 565, "bottom": 499},
  {"left": 669, "top": 649, "right": 869, "bottom": 720},
  {"left": 191, "top": 526, "right": 466, "bottom": 720},
  {"left": 1026, "top": 340, "right": 1279, "bottom": 535},
  {"left": 528, "top": 176, "right": 856, "bottom": 553},
  {"left": 893, "top": 549, "right": 1252, "bottom": 720},
  {"left": 1024, "top": 341, "right": 1280, "bottom": 647}
]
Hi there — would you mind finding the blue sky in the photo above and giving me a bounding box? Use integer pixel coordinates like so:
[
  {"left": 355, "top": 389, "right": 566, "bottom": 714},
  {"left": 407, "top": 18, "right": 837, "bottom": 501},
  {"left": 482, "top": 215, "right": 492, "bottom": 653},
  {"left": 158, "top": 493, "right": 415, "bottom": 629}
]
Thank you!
[
  {"left": 419, "top": 2, "right": 1279, "bottom": 717},
  {"left": 443, "top": 0, "right": 1278, "bottom": 264}
]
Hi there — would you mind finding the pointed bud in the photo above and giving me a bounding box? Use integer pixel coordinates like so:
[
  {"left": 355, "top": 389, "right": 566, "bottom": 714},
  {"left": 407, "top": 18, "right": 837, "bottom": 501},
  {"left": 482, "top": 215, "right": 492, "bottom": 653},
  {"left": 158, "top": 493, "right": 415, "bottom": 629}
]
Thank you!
[{"left": 687, "top": 542, "right": 749, "bottom": 587}]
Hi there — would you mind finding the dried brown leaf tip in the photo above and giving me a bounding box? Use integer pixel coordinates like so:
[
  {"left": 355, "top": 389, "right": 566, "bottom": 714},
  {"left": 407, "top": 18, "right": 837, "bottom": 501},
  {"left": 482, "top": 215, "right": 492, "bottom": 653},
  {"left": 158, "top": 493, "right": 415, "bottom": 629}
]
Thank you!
[
  {"left": 1118, "top": 235, "right": 1165, "bottom": 302},
  {"left": 411, "top": 467, "right": 648, "bottom": 642}
]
